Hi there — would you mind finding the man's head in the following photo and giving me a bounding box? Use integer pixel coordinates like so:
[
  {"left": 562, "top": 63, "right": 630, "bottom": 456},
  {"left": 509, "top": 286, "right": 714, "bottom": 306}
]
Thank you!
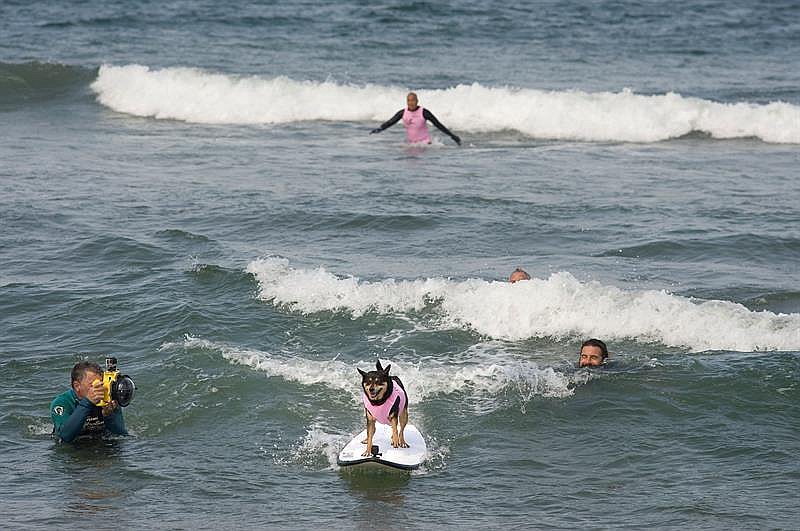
[
  {"left": 71, "top": 361, "right": 102, "bottom": 399},
  {"left": 509, "top": 268, "right": 531, "bottom": 283},
  {"left": 578, "top": 338, "right": 608, "bottom": 367},
  {"left": 406, "top": 92, "right": 419, "bottom": 110}
]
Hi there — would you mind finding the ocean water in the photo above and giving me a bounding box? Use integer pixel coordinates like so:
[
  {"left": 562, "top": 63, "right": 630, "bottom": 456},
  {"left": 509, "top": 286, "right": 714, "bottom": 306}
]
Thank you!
[{"left": 1, "top": 1, "right": 799, "bottom": 528}]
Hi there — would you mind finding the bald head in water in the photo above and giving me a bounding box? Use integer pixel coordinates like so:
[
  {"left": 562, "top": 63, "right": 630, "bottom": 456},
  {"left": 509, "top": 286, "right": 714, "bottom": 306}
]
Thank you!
[{"left": 509, "top": 268, "right": 531, "bottom": 283}]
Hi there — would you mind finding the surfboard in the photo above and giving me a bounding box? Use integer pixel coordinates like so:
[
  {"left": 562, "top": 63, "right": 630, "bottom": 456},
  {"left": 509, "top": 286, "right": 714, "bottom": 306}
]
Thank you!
[{"left": 337, "top": 423, "right": 427, "bottom": 471}]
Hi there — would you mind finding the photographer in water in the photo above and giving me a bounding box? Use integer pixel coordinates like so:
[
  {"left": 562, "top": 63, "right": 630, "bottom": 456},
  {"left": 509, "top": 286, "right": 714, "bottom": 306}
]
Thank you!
[{"left": 50, "top": 359, "right": 134, "bottom": 443}]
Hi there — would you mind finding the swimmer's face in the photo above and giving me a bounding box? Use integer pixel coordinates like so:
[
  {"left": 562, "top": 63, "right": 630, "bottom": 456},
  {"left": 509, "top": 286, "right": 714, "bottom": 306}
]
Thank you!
[
  {"left": 406, "top": 93, "right": 418, "bottom": 110},
  {"left": 579, "top": 345, "right": 605, "bottom": 367}
]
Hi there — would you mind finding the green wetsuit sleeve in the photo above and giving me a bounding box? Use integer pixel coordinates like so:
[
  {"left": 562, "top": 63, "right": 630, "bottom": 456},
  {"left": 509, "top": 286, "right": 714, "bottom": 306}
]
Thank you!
[
  {"left": 104, "top": 408, "right": 127, "bottom": 435},
  {"left": 377, "top": 109, "right": 404, "bottom": 131},
  {"left": 52, "top": 397, "right": 94, "bottom": 443}
]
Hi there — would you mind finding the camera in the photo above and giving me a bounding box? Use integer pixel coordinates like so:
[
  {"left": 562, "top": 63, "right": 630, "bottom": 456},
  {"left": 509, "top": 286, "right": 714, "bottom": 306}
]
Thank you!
[{"left": 94, "top": 357, "right": 136, "bottom": 407}]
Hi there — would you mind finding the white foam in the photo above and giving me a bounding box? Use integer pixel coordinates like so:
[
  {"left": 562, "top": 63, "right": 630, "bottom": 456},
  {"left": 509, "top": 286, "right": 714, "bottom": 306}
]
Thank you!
[
  {"left": 245, "top": 257, "right": 449, "bottom": 317},
  {"left": 91, "top": 64, "right": 800, "bottom": 143},
  {"left": 166, "top": 334, "right": 576, "bottom": 404},
  {"left": 27, "top": 418, "right": 54, "bottom": 436},
  {"left": 170, "top": 334, "right": 359, "bottom": 397},
  {"left": 247, "top": 258, "right": 800, "bottom": 352},
  {"left": 289, "top": 426, "right": 351, "bottom": 470}
]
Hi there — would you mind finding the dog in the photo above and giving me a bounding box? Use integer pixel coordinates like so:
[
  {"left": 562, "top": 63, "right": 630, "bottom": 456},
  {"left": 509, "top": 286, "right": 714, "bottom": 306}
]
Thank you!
[{"left": 358, "top": 360, "right": 409, "bottom": 456}]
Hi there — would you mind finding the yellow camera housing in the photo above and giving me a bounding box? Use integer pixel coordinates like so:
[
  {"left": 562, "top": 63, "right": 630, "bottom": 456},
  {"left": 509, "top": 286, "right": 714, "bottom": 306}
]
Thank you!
[
  {"left": 93, "top": 370, "right": 119, "bottom": 408},
  {"left": 92, "top": 357, "right": 136, "bottom": 408}
]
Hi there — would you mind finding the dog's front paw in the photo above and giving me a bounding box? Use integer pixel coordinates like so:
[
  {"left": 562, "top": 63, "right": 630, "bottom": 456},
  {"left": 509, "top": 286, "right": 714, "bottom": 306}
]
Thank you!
[
  {"left": 361, "top": 449, "right": 372, "bottom": 456},
  {"left": 399, "top": 440, "right": 409, "bottom": 448}
]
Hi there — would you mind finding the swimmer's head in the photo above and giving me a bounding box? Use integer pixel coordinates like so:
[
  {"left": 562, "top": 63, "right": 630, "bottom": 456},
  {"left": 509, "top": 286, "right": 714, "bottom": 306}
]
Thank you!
[
  {"left": 70, "top": 360, "right": 103, "bottom": 400},
  {"left": 509, "top": 268, "right": 531, "bottom": 283},
  {"left": 406, "top": 92, "right": 419, "bottom": 110},
  {"left": 578, "top": 338, "right": 608, "bottom": 368}
]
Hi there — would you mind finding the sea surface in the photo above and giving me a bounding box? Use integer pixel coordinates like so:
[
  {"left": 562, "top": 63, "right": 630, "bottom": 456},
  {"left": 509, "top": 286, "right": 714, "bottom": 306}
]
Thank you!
[{"left": 1, "top": 1, "right": 799, "bottom": 529}]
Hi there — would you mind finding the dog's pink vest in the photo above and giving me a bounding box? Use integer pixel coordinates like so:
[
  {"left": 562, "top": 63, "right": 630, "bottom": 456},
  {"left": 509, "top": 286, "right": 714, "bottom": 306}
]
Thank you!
[
  {"left": 362, "top": 385, "right": 407, "bottom": 425},
  {"left": 402, "top": 106, "right": 430, "bottom": 143}
]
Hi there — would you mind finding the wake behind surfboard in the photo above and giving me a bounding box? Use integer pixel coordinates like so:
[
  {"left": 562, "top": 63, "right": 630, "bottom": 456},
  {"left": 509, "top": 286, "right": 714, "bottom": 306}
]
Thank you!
[{"left": 337, "top": 423, "right": 427, "bottom": 471}]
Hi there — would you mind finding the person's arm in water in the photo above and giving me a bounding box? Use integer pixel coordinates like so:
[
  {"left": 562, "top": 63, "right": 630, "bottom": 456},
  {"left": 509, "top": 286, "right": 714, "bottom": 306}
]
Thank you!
[
  {"left": 423, "top": 108, "right": 461, "bottom": 145},
  {"left": 51, "top": 396, "right": 94, "bottom": 443},
  {"left": 370, "top": 109, "right": 404, "bottom": 134},
  {"left": 103, "top": 402, "right": 127, "bottom": 435}
]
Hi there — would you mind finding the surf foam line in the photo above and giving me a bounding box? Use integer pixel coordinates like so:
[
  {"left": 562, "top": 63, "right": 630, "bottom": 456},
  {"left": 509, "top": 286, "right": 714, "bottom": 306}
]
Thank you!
[
  {"left": 164, "top": 335, "right": 576, "bottom": 403},
  {"left": 247, "top": 258, "right": 800, "bottom": 352},
  {"left": 91, "top": 63, "right": 800, "bottom": 143}
]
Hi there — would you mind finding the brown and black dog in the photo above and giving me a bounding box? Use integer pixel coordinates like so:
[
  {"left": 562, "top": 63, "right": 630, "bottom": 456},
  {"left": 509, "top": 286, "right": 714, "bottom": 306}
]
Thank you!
[{"left": 358, "top": 360, "right": 409, "bottom": 456}]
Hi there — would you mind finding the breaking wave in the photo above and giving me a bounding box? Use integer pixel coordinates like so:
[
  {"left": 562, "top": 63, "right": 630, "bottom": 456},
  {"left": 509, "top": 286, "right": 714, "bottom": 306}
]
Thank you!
[
  {"left": 91, "top": 63, "right": 800, "bottom": 143},
  {"left": 246, "top": 257, "right": 800, "bottom": 352},
  {"left": 164, "top": 335, "right": 578, "bottom": 404}
]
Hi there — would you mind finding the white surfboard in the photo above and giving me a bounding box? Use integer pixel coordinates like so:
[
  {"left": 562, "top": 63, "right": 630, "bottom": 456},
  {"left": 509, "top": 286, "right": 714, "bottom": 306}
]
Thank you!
[{"left": 337, "top": 423, "right": 427, "bottom": 471}]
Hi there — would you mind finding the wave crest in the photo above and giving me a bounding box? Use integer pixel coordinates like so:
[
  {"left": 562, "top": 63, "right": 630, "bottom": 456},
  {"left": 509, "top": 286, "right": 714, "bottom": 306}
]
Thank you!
[
  {"left": 168, "top": 335, "right": 576, "bottom": 404},
  {"left": 91, "top": 64, "right": 800, "bottom": 143},
  {"left": 247, "top": 258, "right": 800, "bottom": 352}
]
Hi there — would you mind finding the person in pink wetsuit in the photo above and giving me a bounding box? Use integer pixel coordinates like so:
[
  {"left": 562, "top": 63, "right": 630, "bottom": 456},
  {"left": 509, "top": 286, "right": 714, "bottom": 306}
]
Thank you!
[{"left": 371, "top": 92, "right": 461, "bottom": 145}]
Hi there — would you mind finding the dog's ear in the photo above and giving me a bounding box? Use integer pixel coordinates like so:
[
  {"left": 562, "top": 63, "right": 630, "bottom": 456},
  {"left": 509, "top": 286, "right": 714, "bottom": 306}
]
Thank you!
[
  {"left": 375, "top": 359, "right": 383, "bottom": 372},
  {"left": 357, "top": 368, "right": 367, "bottom": 377},
  {"left": 383, "top": 364, "right": 391, "bottom": 374}
]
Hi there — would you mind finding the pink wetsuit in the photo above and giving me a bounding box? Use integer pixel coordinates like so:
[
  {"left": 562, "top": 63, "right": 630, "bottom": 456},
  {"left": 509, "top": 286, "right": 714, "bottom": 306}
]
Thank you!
[
  {"left": 402, "top": 106, "right": 431, "bottom": 143},
  {"left": 362, "top": 385, "right": 407, "bottom": 425}
]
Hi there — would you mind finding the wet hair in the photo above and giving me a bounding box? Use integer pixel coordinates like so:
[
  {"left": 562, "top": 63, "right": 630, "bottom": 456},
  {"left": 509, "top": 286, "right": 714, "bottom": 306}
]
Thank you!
[
  {"left": 580, "top": 338, "right": 608, "bottom": 359},
  {"left": 71, "top": 361, "right": 102, "bottom": 384}
]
